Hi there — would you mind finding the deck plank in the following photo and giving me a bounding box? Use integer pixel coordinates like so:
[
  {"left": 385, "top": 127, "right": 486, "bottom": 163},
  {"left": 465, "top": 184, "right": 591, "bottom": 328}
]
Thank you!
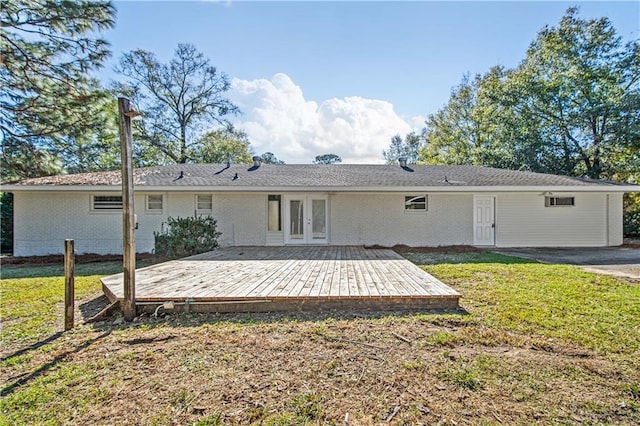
[{"left": 101, "top": 246, "right": 460, "bottom": 312}]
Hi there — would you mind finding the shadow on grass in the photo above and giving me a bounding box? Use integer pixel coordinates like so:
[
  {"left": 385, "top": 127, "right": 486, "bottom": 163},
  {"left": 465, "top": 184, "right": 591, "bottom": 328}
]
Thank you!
[
  {"left": 0, "top": 332, "right": 64, "bottom": 363},
  {"left": 400, "top": 251, "right": 537, "bottom": 266},
  {"left": 87, "top": 306, "right": 470, "bottom": 335},
  {"left": 1, "top": 331, "right": 112, "bottom": 396},
  {"left": 79, "top": 294, "right": 112, "bottom": 320},
  {"left": 1, "top": 259, "right": 160, "bottom": 279}
]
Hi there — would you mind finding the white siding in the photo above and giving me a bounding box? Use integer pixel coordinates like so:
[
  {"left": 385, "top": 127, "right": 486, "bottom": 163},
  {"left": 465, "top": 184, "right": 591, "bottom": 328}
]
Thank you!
[
  {"left": 15, "top": 191, "right": 127, "bottom": 256},
  {"left": 212, "top": 193, "right": 266, "bottom": 246},
  {"left": 495, "top": 193, "right": 609, "bottom": 247},
  {"left": 13, "top": 191, "right": 265, "bottom": 255},
  {"left": 329, "top": 193, "right": 473, "bottom": 246},
  {"left": 607, "top": 193, "right": 623, "bottom": 246},
  {"left": 11, "top": 189, "right": 626, "bottom": 256},
  {"left": 266, "top": 232, "right": 284, "bottom": 246}
]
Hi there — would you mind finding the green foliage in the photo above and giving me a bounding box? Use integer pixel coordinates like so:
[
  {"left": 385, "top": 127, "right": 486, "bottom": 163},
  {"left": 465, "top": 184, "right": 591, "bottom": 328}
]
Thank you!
[
  {"left": 0, "top": 0, "right": 116, "bottom": 179},
  {"left": 439, "top": 366, "right": 483, "bottom": 391},
  {"left": 191, "top": 413, "right": 224, "bottom": 426},
  {"left": 624, "top": 193, "right": 640, "bottom": 237},
  {"left": 290, "top": 392, "right": 322, "bottom": 420},
  {"left": 419, "top": 7, "right": 640, "bottom": 181},
  {"left": 624, "top": 208, "right": 640, "bottom": 237},
  {"left": 115, "top": 43, "right": 239, "bottom": 164},
  {"left": 313, "top": 153, "right": 342, "bottom": 164},
  {"left": 0, "top": 141, "right": 64, "bottom": 181},
  {"left": 196, "top": 126, "right": 253, "bottom": 164},
  {"left": 154, "top": 216, "right": 222, "bottom": 258},
  {"left": 260, "top": 152, "right": 285, "bottom": 164},
  {"left": 383, "top": 131, "right": 424, "bottom": 164},
  {"left": 1, "top": 192, "right": 13, "bottom": 253},
  {"left": 60, "top": 96, "right": 122, "bottom": 174}
]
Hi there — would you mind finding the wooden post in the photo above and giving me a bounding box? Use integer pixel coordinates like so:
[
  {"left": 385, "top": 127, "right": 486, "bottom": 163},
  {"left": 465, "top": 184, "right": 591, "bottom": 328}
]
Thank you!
[
  {"left": 64, "top": 239, "right": 75, "bottom": 331},
  {"left": 118, "top": 97, "right": 139, "bottom": 321}
]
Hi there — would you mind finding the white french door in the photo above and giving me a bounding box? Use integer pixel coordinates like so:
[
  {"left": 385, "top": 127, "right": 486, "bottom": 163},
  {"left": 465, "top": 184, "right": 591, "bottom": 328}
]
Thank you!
[
  {"left": 473, "top": 196, "right": 495, "bottom": 246},
  {"left": 284, "top": 194, "right": 328, "bottom": 244}
]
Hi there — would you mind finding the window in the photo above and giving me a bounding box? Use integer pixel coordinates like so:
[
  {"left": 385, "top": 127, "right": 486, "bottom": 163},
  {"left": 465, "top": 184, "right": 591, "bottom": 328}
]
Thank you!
[
  {"left": 545, "top": 196, "right": 575, "bottom": 207},
  {"left": 268, "top": 195, "right": 282, "bottom": 232},
  {"left": 146, "top": 194, "right": 163, "bottom": 211},
  {"left": 196, "top": 194, "right": 212, "bottom": 210},
  {"left": 405, "top": 195, "right": 427, "bottom": 211},
  {"left": 93, "top": 195, "right": 122, "bottom": 210}
]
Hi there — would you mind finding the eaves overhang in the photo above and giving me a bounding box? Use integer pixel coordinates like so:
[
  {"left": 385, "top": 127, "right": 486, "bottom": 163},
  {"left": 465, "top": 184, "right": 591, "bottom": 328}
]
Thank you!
[{"left": 3, "top": 184, "right": 639, "bottom": 193}]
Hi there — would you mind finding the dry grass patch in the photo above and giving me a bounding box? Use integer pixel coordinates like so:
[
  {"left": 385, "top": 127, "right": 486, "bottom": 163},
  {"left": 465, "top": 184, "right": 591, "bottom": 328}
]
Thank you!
[{"left": 1, "top": 251, "right": 639, "bottom": 425}]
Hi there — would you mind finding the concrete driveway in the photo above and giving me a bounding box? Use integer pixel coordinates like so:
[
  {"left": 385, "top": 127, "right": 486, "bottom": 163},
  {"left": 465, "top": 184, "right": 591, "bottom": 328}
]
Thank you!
[{"left": 493, "top": 247, "right": 640, "bottom": 279}]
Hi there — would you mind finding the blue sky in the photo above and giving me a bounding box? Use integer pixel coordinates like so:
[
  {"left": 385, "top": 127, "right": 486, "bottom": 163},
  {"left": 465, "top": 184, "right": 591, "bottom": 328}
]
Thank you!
[{"left": 101, "top": 1, "right": 640, "bottom": 163}]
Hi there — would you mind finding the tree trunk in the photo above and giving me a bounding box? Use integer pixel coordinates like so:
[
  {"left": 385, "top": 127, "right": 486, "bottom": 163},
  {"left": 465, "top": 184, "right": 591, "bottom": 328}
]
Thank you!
[{"left": 180, "top": 123, "right": 187, "bottom": 164}]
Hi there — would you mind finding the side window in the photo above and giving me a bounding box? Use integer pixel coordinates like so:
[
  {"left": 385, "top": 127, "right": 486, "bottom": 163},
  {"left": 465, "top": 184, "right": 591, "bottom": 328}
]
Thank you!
[
  {"left": 196, "top": 194, "right": 213, "bottom": 210},
  {"left": 93, "top": 195, "right": 122, "bottom": 210},
  {"left": 545, "top": 196, "right": 575, "bottom": 207},
  {"left": 405, "top": 195, "right": 427, "bottom": 211},
  {"left": 146, "top": 194, "right": 163, "bottom": 211}
]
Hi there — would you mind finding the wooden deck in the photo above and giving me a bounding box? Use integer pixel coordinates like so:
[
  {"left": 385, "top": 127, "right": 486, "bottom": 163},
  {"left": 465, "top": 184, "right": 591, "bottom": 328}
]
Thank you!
[{"left": 101, "top": 246, "right": 460, "bottom": 313}]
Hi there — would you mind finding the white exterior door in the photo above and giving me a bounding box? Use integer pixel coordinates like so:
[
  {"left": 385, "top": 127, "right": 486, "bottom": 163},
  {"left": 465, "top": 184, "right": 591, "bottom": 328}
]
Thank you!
[
  {"left": 474, "top": 196, "right": 495, "bottom": 245},
  {"left": 284, "top": 194, "right": 328, "bottom": 244}
]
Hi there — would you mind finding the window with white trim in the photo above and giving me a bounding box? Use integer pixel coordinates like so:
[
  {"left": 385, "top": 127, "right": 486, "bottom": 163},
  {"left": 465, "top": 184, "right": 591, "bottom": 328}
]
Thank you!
[
  {"left": 405, "top": 195, "right": 427, "bottom": 211},
  {"left": 92, "top": 195, "right": 122, "bottom": 210},
  {"left": 545, "top": 196, "right": 575, "bottom": 207},
  {"left": 196, "top": 194, "right": 213, "bottom": 210},
  {"left": 146, "top": 194, "right": 163, "bottom": 211}
]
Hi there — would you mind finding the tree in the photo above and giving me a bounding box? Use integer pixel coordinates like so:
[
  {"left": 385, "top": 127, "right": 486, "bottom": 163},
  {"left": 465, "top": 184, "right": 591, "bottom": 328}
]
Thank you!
[
  {"left": 495, "top": 7, "right": 639, "bottom": 180},
  {"left": 1, "top": 0, "right": 115, "bottom": 178},
  {"left": 420, "top": 69, "right": 521, "bottom": 170},
  {"left": 383, "top": 131, "right": 424, "bottom": 164},
  {"left": 1, "top": 142, "right": 64, "bottom": 181},
  {"left": 196, "top": 126, "right": 254, "bottom": 164},
  {"left": 418, "top": 8, "right": 639, "bottom": 181},
  {"left": 313, "top": 153, "right": 342, "bottom": 164},
  {"left": 115, "top": 43, "right": 239, "bottom": 164},
  {"left": 260, "top": 152, "right": 285, "bottom": 164},
  {"left": 53, "top": 94, "right": 123, "bottom": 174}
]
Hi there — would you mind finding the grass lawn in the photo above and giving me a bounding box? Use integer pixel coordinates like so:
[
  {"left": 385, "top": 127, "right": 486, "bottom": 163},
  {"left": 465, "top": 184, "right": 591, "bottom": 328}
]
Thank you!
[{"left": 1, "top": 251, "right": 639, "bottom": 425}]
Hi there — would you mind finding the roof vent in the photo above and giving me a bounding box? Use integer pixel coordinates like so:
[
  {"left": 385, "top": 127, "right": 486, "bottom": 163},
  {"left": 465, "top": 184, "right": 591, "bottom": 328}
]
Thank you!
[
  {"left": 398, "top": 157, "right": 408, "bottom": 168},
  {"left": 252, "top": 156, "right": 262, "bottom": 168}
]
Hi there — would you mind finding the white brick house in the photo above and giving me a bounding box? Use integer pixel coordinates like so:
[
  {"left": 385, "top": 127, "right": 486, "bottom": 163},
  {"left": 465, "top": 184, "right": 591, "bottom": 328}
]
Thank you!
[{"left": 3, "top": 161, "right": 637, "bottom": 256}]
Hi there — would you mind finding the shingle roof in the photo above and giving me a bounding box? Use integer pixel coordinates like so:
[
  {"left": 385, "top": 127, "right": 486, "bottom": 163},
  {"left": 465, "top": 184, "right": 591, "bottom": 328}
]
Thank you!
[{"left": 5, "top": 163, "right": 633, "bottom": 189}]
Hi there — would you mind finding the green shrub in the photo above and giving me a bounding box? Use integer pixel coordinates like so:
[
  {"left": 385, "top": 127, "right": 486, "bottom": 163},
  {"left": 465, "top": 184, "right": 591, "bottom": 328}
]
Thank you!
[
  {"left": 1, "top": 192, "right": 13, "bottom": 253},
  {"left": 624, "top": 209, "right": 640, "bottom": 237},
  {"left": 154, "top": 215, "right": 221, "bottom": 258},
  {"left": 623, "top": 193, "right": 640, "bottom": 238}
]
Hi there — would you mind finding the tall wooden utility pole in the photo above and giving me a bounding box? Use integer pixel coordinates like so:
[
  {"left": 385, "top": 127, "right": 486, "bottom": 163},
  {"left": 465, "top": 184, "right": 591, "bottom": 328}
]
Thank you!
[{"left": 118, "top": 97, "right": 140, "bottom": 321}]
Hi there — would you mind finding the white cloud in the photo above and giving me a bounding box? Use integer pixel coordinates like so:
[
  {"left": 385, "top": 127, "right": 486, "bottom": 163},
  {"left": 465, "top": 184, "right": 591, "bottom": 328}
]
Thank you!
[{"left": 229, "top": 73, "right": 417, "bottom": 164}]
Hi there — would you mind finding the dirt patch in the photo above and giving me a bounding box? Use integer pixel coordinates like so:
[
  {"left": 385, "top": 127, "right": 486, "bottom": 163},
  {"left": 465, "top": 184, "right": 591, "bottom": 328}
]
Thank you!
[
  {"left": 1, "top": 253, "right": 160, "bottom": 267},
  {"left": 367, "top": 244, "right": 484, "bottom": 253},
  {"left": 2, "top": 314, "right": 637, "bottom": 425}
]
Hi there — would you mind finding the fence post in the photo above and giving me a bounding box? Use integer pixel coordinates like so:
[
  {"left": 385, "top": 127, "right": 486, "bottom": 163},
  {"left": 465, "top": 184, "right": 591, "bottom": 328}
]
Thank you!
[{"left": 64, "top": 239, "right": 75, "bottom": 331}]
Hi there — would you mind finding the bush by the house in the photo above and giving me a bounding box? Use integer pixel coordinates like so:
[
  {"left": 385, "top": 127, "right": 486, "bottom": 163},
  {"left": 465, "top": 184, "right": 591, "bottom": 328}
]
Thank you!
[
  {"left": 623, "top": 194, "right": 640, "bottom": 238},
  {"left": 154, "top": 215, "right": 221, "bottom": 258},
  {"left": 624, "top": 209, "right": 640, "bottom": 237},
  {"left": 1, "top": 192, "right": 13, "bottom": 253}
]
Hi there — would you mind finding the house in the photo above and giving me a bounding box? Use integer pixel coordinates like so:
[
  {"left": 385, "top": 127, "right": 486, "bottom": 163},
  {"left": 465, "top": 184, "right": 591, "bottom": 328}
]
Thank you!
[{"left": 3, "top": 159, "right": 637, "bottom": 256}]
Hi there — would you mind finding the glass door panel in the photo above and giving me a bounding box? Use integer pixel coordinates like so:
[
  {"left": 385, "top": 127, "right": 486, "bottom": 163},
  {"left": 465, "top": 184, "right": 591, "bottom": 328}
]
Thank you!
[
  {"left": 289, "top": 199, "right": 304, "bottom": 239},
  {"left": 311, "top": 199, "right": 326, "bottom": 239}
]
